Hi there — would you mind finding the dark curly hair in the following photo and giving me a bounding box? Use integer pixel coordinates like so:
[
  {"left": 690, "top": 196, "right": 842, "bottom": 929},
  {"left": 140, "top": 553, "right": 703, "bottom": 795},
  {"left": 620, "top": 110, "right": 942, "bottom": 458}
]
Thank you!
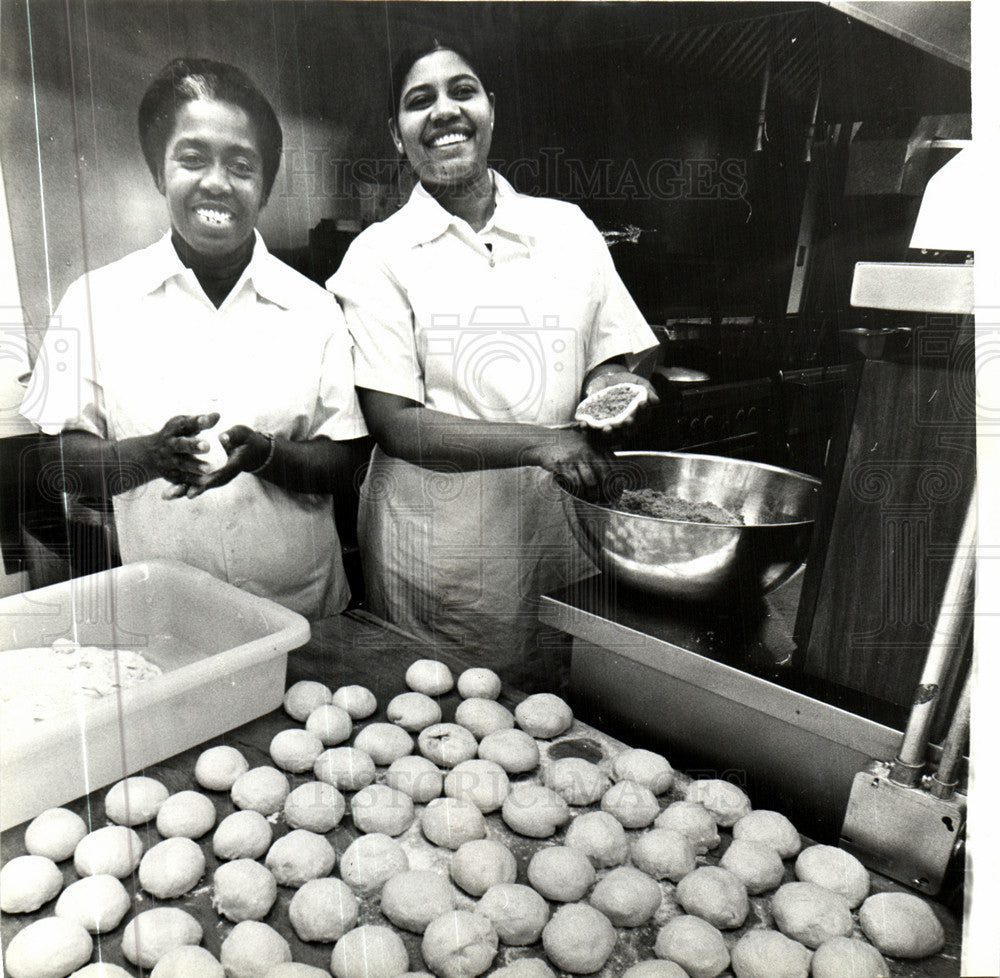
[{"left": 138, "top": 58, "right": 283, "bottom": 204}]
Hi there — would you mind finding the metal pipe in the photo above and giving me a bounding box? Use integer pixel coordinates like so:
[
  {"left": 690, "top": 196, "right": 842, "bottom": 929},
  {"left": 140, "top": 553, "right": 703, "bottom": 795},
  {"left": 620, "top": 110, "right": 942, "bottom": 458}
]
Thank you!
[
  {"left": 929, "top": 669, "right": 972, "bottom": 799},
  {"left": 890, "top": 482, "right": 977, "bottom": 786}
]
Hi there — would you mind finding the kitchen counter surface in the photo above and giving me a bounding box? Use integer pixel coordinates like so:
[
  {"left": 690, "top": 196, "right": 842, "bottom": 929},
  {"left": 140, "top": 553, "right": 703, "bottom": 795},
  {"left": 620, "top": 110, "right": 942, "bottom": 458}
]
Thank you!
[{"left": 1, "top": 609, "right": 962, "bottom": 976}]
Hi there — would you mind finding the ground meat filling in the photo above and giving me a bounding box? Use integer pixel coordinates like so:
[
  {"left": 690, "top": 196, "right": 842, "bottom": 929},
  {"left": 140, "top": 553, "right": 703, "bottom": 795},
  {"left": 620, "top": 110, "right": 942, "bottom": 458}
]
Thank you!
[{"left": 614, "top": 489, "right": 743, "bottom": 524}]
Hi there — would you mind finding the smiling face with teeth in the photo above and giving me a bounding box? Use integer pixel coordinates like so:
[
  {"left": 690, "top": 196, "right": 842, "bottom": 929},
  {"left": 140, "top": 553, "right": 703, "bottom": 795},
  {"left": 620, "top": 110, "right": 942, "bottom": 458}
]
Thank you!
[
  {"left": 393, "top": 48, "right": 495, "bottom": 192},
  {"left": 159, "top": 98, "right": 265, "bottom": 259}
]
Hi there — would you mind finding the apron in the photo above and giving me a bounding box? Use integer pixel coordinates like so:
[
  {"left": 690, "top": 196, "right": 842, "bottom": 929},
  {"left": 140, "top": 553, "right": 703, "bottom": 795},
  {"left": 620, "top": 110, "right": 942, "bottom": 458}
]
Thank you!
[{"left": 359, "top": 235, "right": 599, "bottom": 690}]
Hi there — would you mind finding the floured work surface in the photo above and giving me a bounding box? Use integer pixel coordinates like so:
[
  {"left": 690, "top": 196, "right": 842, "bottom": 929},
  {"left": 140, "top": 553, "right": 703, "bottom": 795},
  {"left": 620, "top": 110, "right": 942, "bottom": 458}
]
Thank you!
[{"left": 0, "top": 654, "right": 961, "bottom": 976}]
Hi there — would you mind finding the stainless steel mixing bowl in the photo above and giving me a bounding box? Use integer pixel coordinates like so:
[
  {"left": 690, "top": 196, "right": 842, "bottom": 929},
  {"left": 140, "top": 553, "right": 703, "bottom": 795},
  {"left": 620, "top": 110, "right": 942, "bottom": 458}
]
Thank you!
[{"left": 561, "top": 451, "right": 821, "bottom": 602}]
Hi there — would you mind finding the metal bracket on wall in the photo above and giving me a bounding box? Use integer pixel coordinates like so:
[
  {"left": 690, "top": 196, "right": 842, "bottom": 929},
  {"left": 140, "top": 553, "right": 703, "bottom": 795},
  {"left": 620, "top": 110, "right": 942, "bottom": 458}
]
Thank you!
[{"left": 840, "top": 759, "right": 965, "bottom": 896}]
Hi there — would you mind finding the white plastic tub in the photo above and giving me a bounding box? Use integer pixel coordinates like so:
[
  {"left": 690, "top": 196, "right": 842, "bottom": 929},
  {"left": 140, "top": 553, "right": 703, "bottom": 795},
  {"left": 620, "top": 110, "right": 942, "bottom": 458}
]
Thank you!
[{"left": 0, "top": 560, "right": 310, "bottom": 829}]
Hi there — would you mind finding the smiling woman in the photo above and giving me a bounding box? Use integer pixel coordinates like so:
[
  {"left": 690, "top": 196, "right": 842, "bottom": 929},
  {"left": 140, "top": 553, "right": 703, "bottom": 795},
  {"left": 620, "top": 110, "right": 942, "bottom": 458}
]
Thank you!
[
  {"left": 328, "top": 37, "right": 658, "bottom": 690},
  {"left": 19, "top": 58, "right": 370, "bottom": 619}
]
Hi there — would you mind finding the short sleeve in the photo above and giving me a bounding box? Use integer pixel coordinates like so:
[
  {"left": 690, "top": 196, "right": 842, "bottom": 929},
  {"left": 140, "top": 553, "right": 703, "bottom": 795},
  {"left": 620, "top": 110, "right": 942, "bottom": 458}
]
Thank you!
[
  {"left": 310, "top": 301, "right": 369, "bottom": 441},
  {"left": 19, "top": 277, "right": 108, "bottom": 437},
  {"left": 576, "top": 214, "right": 658, "bottom": 373},
  {"left": 326, "top": 235, "right": 425, "bottom": 404}
]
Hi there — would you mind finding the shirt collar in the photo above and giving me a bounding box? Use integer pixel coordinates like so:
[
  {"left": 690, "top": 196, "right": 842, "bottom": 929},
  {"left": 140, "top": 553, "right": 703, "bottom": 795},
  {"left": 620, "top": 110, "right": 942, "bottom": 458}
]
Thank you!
[
  {"left": 396, "top": 169, "right": 538, "bottom": 246},
  {"left": 137, "top": 230, "right": 295, "bottom": 309}
]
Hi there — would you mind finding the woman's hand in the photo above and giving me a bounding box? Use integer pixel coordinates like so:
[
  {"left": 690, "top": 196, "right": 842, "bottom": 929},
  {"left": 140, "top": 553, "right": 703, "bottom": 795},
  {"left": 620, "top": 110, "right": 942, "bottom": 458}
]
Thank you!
[
  {"left": 528, "top": 428, "right": 616, "bottom": 500},
  {"left": 146, "top": 412, "right": 220, "bottom": 495},
  {"left": 581, "top": 368, "right": 660, "bottom": 434},
  {"left": 177, "top": 425, "right": 271, "bottom": 499}
]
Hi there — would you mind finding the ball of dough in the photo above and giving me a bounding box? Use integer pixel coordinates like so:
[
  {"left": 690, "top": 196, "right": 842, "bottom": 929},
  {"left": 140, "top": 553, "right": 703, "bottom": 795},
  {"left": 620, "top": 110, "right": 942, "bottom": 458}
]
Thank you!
[
  {"left": 405, "top": 658, "right": 454, "bottom": 696},
  {"left": 0, "top": 855, "right": 62, "bottom": 913},
  {"left": 122, "top": 907, "right": 203, "bottom": 969},
  {"left": 156, "top": 790, "right": 217, "bottom": 839},
  {"left": 811, "top": 937, "right": 890, "bottom": 978},
  {"left": 314, "top": 747, "right": 376, "bottom": 790},
  {"left": 654, "top": 914, "right": 730, "bottom": 978},
  {"left": 150, "top": 945, "right": 225, "bottom": 978},
  {"left": 387, "top": 692, "right": 442, "bottom": 732},
  {"left": 266, "top": 829, "right": 337, "bottom": 887},
  {"left": 306, "top": 704, "right": 354, "bottom": 746},
  {"left": 491, "top": 962, "right": 555, "bottom": 978},
  {"left": 544, "top": 757, "right": 610, "bottom": 806},
  {"left": 444, "top": 759, "right": 510, "bottom": 813},
  {"left": 422, "top": 911, "right": 497, "bottom": 978},
  {"left": 25, "top": 808, "right": 87, "bottom": 862},
  {"left": 284, "top": 680, "right": 333, "bottom": 722},
  {"left": 139, "top": 837, "right": 205, "bottom": 898},
  {"left": 385, "top": 755, "right": 444, "bottom": 803},
  {"left": 527, "top": 846, "right": 596, "bottom": 902},
  {"left": 340, "top": 833, "right": 409, "bottom": 894},
  {"left": 631, "top": 828, "right": 696, "bottom": 882},
  {"left": 684, "top": 780, "right": 752, "bottom": 827},
  {"left": 720, "top": 838, "right": 786, "bottom": 895},
  {"left": 332, "top": 925, "right": 409, "bottom": 978},
  {"left": 220, "top": 921, "right": 292, "bottom": 978},
  {"left": 457, "top": 668, "right": 502, "bottom": 700},
  {"left": 351, "top": 783, "right": 415, "bottom": 836},
  {"left": 104, "top": 776, "right": 169, "bottom": 826},
  {"left": 213, "top": 859, "right": 278, "bottom": 922},
  {"left": 564, "top": 811, "right": 629, "bottom": 868},
  {"left": 502, "top": 784, "right": 570, "bottom": 838},
  {"left": 857, "top": 891, "right": 946, "bottom": 959},
  {"left": 213, "top": 809, "right": 273, "bottom": 860},
  {"left": 730, "top": 929, "right": 812, "bottom": 978},
  {"left": 74, "top": 825, "right": 143, "bottom": 878},
  {"left": 265, "top": 966, "right": 332, "bottom": 978},
  {"left": 421, "top": 797, "right": 487, "bottom": 849},
  {"left": 418, "top": 723, "right": 478, "bottom": 768},
  {"left": 476, "top": 883, "right": 550, "bottom": 946},
  {"left": 654, "top": 801, "right": 720, "bottom": 853},
  {"left": 55, "top": 874, "right": 130, "bottom": 934},
  {"left": 622, "top": 964, "right": 688, "bottom": 978},
  {"left": 477, "top": 728, "right": 540, "bottom": 774},
  {"left": 354, "top": 723, "right": 414, "bottom": 766},
  {"left": 454, "top": 698, "right": 515, "bottom": 739},
  {"left": 3, "top": 917, "right": 92, "bottom": 978},
  {"left": 284, "top": 781, "right": 347, "bottom": 833},
  {"left": 795, "top": 844, "right": 870, "bottom": 908},
  {"left": 74, "top": 964, "right": 143, "bottom": 978},
  {"left": 331, "top": 684, "right": 377, "bottom": 720},
  {"left": 380, "top": 871, "right": 456, "bottom": 933},
  {"left": 270, "top": 728, "right": 325, "bottom": 773},
  {"left": 770, "top": 882, "right": 853, "bottom": 948},
  {"left": 611, "top": 749, "right": 674, "bottom": 794},
  {"left": 451, "top": 839, "right": 517, "bottom": 896},
  {"left": 514, "top": 693, "right": 573, "bottom": 739},
  {"left": 70, "top": 965, "right": 135, "bottom": 978},
  {"left": 542, "top": 903, "right": 616, "bottom": 974},
  {"left": 600, "top": 780, "right": 659, "bottom": 829},
  {"left": 675, "top": 866, "right": 749, "bottom": 930},
  {"left": 289, "top": 877, "right": 359, "bottom": 942},
  {"left": 198, "top": 432, "right": 229, "bottom": 472},
  {"left": 588, "top": 866, "right": 661, "bottom": 927},
  {"left": 195, "top": 745, "right": 249, "bottom": 790},
  {"left": 231, "top": 767, "right": 290, "bottom": 816},
  {"left": 732, "top": 809, "right": 801, "bottom": 858}
]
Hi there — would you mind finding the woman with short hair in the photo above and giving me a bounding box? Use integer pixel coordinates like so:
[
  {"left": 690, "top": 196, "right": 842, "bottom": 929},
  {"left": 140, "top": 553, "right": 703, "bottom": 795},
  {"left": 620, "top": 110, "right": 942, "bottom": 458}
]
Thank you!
[{"left": 21, "top": 58, "right": 369, "bottom": 618}]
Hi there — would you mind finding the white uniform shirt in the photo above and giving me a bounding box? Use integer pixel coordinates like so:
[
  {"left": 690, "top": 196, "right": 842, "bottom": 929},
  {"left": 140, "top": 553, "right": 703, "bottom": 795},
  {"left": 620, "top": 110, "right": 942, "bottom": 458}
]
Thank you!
[
  {"left": 333, "top": 171, "right": 655, "bottom": 419},
  {"left": 21, "top": 232, "right": 367, "bottom": 619},
  {"left": 328, "top": 173, "right": 656, "bottom": 681}
]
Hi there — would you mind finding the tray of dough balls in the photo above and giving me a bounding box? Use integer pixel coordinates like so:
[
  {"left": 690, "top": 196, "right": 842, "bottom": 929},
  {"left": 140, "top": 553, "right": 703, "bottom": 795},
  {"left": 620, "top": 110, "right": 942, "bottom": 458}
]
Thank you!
[{"left": 1, "top": 655, "right": 960, "bottom": 978}]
